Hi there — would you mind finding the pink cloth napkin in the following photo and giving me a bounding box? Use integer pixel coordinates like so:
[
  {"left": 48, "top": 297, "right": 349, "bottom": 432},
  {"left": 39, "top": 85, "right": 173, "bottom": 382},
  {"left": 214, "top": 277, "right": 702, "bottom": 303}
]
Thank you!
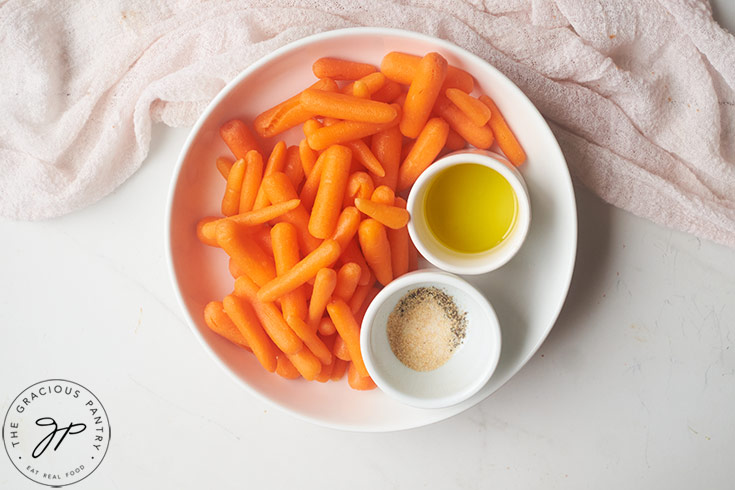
[{"left": 1, "top": 0, "right": 734, "bottom": 246}]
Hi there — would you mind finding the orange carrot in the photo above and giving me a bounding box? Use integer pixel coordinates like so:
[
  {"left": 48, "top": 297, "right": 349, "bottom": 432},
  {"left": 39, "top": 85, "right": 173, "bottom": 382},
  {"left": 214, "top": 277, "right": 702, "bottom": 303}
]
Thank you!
[
  {"left": 216, "top": 220, "right": 276, "bottom": 287},
  {"left": 408, "top": 236, "right": 419, "bottom": 272},
  {"left": 354, "top": 198, "right": 409, "bottom": 229},
  {"left": 445, "top": 128, "right": 466, "bottom": 151},
  {"left": 271, "top": 222, "right": 308, "bottom": 321},
  {"left": 286, "top": 347, "right": 321, "bottom": 381},
  {"left": 251, "top": 223, "right": 274, "bottom": 256},
  {"left": 300, "top": 89, "right": 398, "bottom": 124},
  {"left": 298, "top": 150, "right": 327, "bottom": 210},
  {"left": 312, "top": 57, "right": 377, "bottom": 80},
  {"left": 221, "top": 158, "right": 246, "bottom": 216},
  {"left": 283, "top": 145, "right": 304, "bottom": 190},
  {"left": 223, "top": 294, "right": 278, "bottom": 372},
  {"left": 228, "top": 257, "right": 246, "bottom": 279},
  {"left": 261, "top": 172, "right": 322, "bottom": 254},
  {"left": 334, "top": 262, "right": 362, "bottom": 301},
  {"left": 340, "top": 238, "right": 372, "bottom": 286},
  {"left": 285, "top": 314, "right": 333, "bottom": 366},
  {"left": 479, "top": 95, "right": 527, "bottom": 165},
  {"left": 197, "top": 217, "right": 219, "bottom": 247},
  {"left": 253, "top": 78, "right": 338, "bottom": 138},
  {"left": 333, "top": 334, "right": 351, "bottom": 361},
  {"left": 318, "top": 317, "right": 337, "bottom": 336},
  {"left": 400, "top": 52, "right": 448, "bottom": 138},
  {"left": 370, "top": 185, "right": 395, "bottom": 205},
  {"left": 253, "top": 141, "right": 288, "bottom": 210},
  {"left": 329, "top": 206, "right": 361, "bottom": 250},
  {"left": 308, "top": 145, "right": 352, "bottom": 239},
  {"left": 388, "top": 197, "right": 410, "bottom": 278},
  {"left": 348, "top": 279, "right": 373, "bottom": 314},
  {"left": 342, "top": 172, "right": 375, "bottom": 208},
  {"left": 314, "top": 334, "right": 336, "bottom": 382},
  {"left": 355, "top": 286, "right": 381, "bottom": 324},
  {"left": 345, "top": 140, "right": 385, "bottom": 177},
  {"left": 306, "top": 104, "right": 401, "bottom": 150},
  {"left": 341, "top": 72, "right": 387, "bottom": 96},
  {"left": 397, "top": 117, "right": 449, "bottom": 191},
  {"left": 204, "top": 301, "right": 249, "bottom": 348},
  {"left": 380, "top": 51, "right": 474, "bottom": 93},
  {"left": 220, "top": 119, "right": 262, "bottom": 159},
  {"left": 358, "top": 219, "right": 393, "bottom": 286},
  {"left": 370, "top": 125, "right": 402, "bottom": 189},
  {"left": 434, "top": 94, "right": 494, "bottom": 149},
  {"left": 299, "top": 139, "right": 318, "bottom": 177},
  {"left": 371, "top": 80, "right": 402, "bottom": 103},
  {"left": 276, "top": 354, "right": 301, "bottom": 379},
  {"left": 302, "top": 118, "right": 323, "bottom": 138},
  {"left": 326, "top": 299, "right": 368, "bottom": 377},
  {"left": 308, "top": 268, "right": 338, "bottom": 329},
  {"left": 352, "top": 80, "right": 370, "bottom": 99},
  {"left": 201, "top": 199, "right": 301, "bottom": 238},
  {"left": 446, "top": 88, "right": 492, "bottom": 127},
  {"left": 216, "top": 156, "right": 234, "bottom": 179},
  {"left": 239, "top": 150, "right": 264, "bottom": 213},
  {"left": 234, "top": 275, "right": 303, "bottom": 355},
  {"left": 257, "top": 240, "right": 341, "bottom": 302},
  {"left": 330, "top": 358, "right": 348, "bottom": 381},
  {"left": 348, "top": 362, "right": 377, "bottom": 390}
]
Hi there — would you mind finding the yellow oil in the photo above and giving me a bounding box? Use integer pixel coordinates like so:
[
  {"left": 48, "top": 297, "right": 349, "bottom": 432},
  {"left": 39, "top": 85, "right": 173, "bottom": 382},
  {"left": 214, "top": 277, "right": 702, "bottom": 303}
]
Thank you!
[{"left": 424, "top": 164, "right": 517, "bottom": 253}]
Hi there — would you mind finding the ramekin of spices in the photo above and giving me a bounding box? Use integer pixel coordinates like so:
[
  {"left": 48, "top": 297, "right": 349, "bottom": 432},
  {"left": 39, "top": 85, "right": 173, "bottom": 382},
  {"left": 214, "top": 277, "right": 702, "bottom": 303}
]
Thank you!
[{"left": 361, "top": 270, "right": 502, "bottom": 409}]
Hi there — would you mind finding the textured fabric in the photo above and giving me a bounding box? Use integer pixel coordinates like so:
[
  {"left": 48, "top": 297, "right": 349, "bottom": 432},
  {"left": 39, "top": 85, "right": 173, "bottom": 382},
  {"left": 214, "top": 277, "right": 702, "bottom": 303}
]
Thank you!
[{"left": 1, "top": 0, "right": 733, "bottom": 246}]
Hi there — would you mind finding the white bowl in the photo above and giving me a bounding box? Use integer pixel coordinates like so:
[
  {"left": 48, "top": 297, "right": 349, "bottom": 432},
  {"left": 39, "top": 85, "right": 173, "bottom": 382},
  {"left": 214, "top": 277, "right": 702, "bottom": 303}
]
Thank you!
[
  {"left": 407, "top": 150, "right": 531, "bottom": 275},
  {"left": 361, "top": 271, "right": 502, "bottom": 409}
]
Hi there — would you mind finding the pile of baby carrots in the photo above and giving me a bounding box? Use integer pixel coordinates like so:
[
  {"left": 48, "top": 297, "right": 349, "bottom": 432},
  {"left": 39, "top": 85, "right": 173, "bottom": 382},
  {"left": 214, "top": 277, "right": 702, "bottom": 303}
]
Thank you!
[{"left": 197, "top": 51, "right": 525, "bottom": 391}]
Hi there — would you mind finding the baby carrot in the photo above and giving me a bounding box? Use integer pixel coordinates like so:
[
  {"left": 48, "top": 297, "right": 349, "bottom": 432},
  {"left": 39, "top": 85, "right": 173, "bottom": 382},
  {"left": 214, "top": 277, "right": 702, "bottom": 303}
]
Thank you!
[
  {"left": 446, "top": 88, "right": 492, "bottom": 127},
  {"left": 397, "top": 117, "right": 449, "bottom": 191},
  {"left": 326, "top": 299, "right": 369, "bottom": 377},
  {"left": 318, "top": 317, "right": 337, "bottom": 336},
  {"left": 271, "top": 223, "right": 308, "bottom": 321},
  {"left": 216, "top": 220, "right": 276, "bottom": 287},
  {"left": 286, "top": 347, "right": 322, "bottom": 381},
  {"left": 334, "top": 262, "right": 361, "bottom": 301},
  {"left": 223, "top": 294, "right": 278, "bottom": 372},
  {"left": 312, "top": 57, "right": 377, "bottom": 80},
  {"left": 228, "top": 258, "right": 246, "bottom": 279},
  {"left": 261, "top": 172, "right": 322, "bottom": 254},
  {"left": 389, "top": 197, "right": 410, "bottom": 278},
  {"left": 234, "top": 275, "right": 303, "bottom": 355},
  {"left": 340, "top": 238, "right": 372, "bottom": 286},
  {"left": 400, "top": 52, "right": 447, "bottom": 138},
  {"left": 299, "top": 139, "right": 318, "bottom": 176},
  {"left": 354, "top": 198, "right": 409, "bottom": 229},
  {"left": 221, "top": 158, "right": 246, "bottom": 216},
  {"left": 347, "top": 362, "right": 377, "bottom": 390},
  {"left": 300, "top": 89, "right": 397, "bottom": 124},
  {"left": 257, "top": 240, "right": 341, "bottom": 302},
  {"left": 371, "top": 79, "right": 402, "bottom": 103},
  {"left": 308, "top": 268, "right": 338, "bottom": 329},
  {"left": 330, "top": 358, "right": 348, "bottom": 381},
  {"left": 345, "top": 140, "right": 385, "bottom": 177},
  {"left": 220, "top": 119, "right": 262, "bottom": 160},
  {"left": 444, "top": 128, "right": 466, "bottom": 151},
  {"left": 253, "top": 78, "right": 338, "bottom": 138},
  {"left": 380, "top": 51, "right": 474, "bottom": 93},
  {"left": 329, "top": 206, "right": 361, "bottom": 250},
  {"left": 298, "top": 151, "right": 327, "bottom": 210},
  {"left": 309, "top": 145, "right": 352, "bottom": 239},
  {"left": 216, "top": 156, "right": 234, "bottom": 179},
  {"left": 283, "top": 145, "right": 304, "bottom": 190},
  {"left": 333, "top": 334, "right": 351, "bottom": 361},
  {"left": 370, "top": 125, "right": 402, "bottom": 190},
  {"left": 285, "top": 314, "right": 333, "bottom": 366},
  {"left": 434, "top": 95, "right": 494, "bottom": 149},
  {"left": 342, "top": 72, "right": 387, "bottom": 96},
  {"left": 239, "top": 150, "right": 264, "bottom": 213},
  {"left": 358, "top": 219, "right": 393, "bottom": 286},
  {"left": 204, "top": 301, "right": 249, "bottom": 348},
  {"left": 370, "top": 185, "right": 395, "bottom": 205},
  {"left": 355, "top": 286, "right": 381, "bottom": 324},
  {"left": 276, "top": 354, "right": 301, "bottom": 379},
  {"left": 343, "top": 172, "right": 375, "bottom": 208},
  {"left": 306, "top": 104, "right": 401, "bottom": 151},
  {"left": 408, "top": 237, "right": 419, "bottom": 272},
  {"left": 202, "top": 199, "right": 301, "bottom": 238},
  {"left": 253, "top": 141, "right": 288, "bottom": 210},
  {"left": 352, "top": 80, "right": 370, "bottom": 99},
  {"left": 479, "top": 95, "right": 527, "bottom": 165},
  {"left": 197, "top": 217, "right": 219, "bottom": 247}
]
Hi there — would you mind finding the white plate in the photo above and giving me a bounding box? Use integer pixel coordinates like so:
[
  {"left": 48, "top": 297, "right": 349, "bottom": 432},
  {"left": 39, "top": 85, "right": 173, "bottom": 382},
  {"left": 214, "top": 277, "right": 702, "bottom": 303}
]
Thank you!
[{"left": 166, "top": 27, "right": 577, "bottom": 432}]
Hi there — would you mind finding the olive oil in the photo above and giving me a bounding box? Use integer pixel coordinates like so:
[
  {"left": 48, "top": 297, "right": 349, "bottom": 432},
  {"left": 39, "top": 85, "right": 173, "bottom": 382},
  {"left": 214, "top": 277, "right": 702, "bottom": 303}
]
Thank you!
[{"left": 424, "top": 164, "right": 517, "bottom": 253}]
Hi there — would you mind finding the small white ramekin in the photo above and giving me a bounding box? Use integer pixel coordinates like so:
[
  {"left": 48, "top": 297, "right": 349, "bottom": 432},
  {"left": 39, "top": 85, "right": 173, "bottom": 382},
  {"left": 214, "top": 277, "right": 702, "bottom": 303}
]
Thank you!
[
  {"left": 360, "top": 270, "right": 502, "bottom": 409},
  {"left": 406, "top": 150, "right": 531, "bottom": 275}
]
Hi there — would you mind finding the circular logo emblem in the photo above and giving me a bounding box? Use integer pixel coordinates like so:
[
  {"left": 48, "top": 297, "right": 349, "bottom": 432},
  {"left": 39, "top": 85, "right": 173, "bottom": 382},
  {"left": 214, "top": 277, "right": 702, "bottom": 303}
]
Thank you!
[{"left": 2, "top": 379, "right": 111, "bottom": 487}]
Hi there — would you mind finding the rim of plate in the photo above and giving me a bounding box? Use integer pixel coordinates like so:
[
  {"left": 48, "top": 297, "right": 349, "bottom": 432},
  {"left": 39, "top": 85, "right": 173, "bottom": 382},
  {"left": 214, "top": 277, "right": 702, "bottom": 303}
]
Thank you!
[{"left": 164, "top": 26, "right": 578, "bottom": 432}]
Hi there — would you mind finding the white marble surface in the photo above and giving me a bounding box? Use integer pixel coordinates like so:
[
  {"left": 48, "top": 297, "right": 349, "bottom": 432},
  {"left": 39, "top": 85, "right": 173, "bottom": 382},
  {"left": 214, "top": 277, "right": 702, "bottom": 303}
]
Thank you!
[{"left": 2, "top": 8, "right": 735, "bottom": 489}]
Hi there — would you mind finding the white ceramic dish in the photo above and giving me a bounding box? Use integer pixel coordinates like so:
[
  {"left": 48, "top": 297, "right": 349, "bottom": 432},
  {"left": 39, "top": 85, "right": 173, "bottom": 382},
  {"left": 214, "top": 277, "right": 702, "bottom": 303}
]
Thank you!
[
  {"left": 361, "top": 270, "right": 502, "bottom": 409},
  {"left": 166, "top": 27, "right": 577, "bottom": 432},
  {"left": 407, "top": 149, "right": 531, "bottom": 275}
]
